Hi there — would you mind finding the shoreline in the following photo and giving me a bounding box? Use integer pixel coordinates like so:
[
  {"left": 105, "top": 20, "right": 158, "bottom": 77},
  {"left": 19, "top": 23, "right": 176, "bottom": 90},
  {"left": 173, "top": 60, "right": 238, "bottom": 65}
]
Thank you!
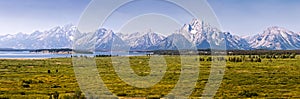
[{"left": 0, "top": 58, "right": 49, "bottom": 60}]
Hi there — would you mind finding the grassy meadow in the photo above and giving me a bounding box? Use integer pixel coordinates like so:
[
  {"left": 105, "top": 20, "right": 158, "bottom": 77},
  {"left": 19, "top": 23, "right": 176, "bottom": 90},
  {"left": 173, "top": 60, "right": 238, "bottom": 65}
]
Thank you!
[{"left": 0, "top": 55, "right": 300, "bottom": 98}]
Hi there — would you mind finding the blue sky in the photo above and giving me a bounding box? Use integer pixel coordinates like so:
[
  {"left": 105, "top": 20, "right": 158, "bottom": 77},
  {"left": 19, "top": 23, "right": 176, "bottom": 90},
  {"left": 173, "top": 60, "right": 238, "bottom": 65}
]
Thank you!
[
  {"left": 0, "top": 0, "right": 300, "bottom": 36},
  {"left": 208, "top": 0, "right": 300, "bottom": 36},
  {"left": 0, "top": 0, "right": 90, "bottom": 35},
  {"left": 101, "top": 0, "right": 195, "bottom": 35}
]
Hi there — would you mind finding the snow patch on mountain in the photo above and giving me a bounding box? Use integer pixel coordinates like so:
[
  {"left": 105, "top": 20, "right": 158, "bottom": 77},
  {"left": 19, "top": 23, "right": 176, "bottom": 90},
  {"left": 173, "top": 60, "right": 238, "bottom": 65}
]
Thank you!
[
  {"left": 179, "top": 19, "right": 249, "bottom": 50},
  {"left": 1, "top": 20, "right": 300, "bottom": 50},
  {"left": 249, "top": 26, "right": 300, "bottom": 50}
]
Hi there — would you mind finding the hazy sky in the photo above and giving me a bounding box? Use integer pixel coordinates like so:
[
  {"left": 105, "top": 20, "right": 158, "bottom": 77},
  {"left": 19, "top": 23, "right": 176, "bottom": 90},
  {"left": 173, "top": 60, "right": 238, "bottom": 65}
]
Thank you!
[
  {"left": 0, "top": 0, "right": 90, "bottom": 35},
  {"left": 101, "top": 0, "right": 194, "bottom": 35},
  {"left": 0, "top": 0, "right": 300, "bottom": 36},
  {"left": 208, "top": 0, "right": 300, "bottom": 36}
]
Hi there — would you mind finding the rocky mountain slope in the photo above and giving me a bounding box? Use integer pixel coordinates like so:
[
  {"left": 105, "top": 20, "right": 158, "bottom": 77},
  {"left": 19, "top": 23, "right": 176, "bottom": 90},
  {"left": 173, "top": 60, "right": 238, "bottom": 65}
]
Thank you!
[{"left": 0, "top": 19, "right": 299, "bottom": 50}]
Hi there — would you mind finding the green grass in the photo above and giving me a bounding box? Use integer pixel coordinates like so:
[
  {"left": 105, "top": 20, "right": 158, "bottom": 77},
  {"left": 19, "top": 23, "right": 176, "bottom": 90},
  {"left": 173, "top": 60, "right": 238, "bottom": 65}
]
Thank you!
[{"left": 0, "top": 56, "right": 300, "bottom": 98}]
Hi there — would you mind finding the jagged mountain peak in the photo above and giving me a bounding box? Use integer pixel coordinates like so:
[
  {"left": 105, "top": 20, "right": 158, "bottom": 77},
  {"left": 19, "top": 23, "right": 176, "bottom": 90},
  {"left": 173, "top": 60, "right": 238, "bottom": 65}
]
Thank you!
[
  {"left": 266, "top": 26, "right": 287, "bottom": 31},
  {"left": 249, "top": 26, "right": 300, "bottom": 50},
  {"left": 144, "top": 32, "right": 165, "bottom": 38},
  {"left": 1, "top": 19, "right": 300, "bottom": 50},
  {"left": 263, "top": 26, "right": 294, "bottom": 36},
  {"left": 181, "top": 18, "right": 205, "bottom": 34},
  {"left": 179, "top": 19, "right": 246, "bottom": 50},
  {"left": 190, "top": 18, "right": 203, "bottom": 26},
  {"left": 116, "top": 31, "right": 166, "bottom": 51},
  {"left": 15, "top": 32, "right": 27, "bottom": 35},
  {"left": 49, "top": 24, "right": 77, "bottom": 32}
]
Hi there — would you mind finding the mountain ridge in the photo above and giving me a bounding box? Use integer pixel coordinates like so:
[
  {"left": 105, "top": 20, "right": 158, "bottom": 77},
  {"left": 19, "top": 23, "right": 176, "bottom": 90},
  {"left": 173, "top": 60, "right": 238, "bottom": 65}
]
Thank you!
[{"left": 0, "top": 19, "right": 299, "bottom": 50}]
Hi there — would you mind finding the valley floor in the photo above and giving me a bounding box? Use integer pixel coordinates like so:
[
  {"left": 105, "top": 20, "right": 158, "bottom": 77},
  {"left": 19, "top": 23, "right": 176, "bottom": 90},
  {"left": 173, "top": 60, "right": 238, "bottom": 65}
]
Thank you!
[{"left": 0, "top": 56, "right": 300, "bottom": 98}]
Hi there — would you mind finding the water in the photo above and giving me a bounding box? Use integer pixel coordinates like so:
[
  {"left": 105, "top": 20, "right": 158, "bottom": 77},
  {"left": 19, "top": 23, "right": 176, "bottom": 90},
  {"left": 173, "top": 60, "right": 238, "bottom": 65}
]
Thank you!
[
  {"left": 0, "top": 51, "right": 71, "bottom": 59},
  {"left": 0, "top": 51, "right": 152, "bottom": 59},
  {"left": 94, "top": 51, "right": 153, "bottom": 56}
]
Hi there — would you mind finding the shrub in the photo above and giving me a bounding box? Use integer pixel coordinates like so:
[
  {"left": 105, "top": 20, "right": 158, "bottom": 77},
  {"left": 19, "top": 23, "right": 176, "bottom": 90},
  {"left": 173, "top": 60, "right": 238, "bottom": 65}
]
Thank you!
[
  {"left": 38, "top": 80, "right": 44, "bottom": 83},
  {"left": 72, "top": 90, "right": 86, "bottom": 99},
  {"left": 238, "top": 90, "right": 258, "bottom": 97},
  {"left": 256, "top": 58, "right": 262, "bottom": 62},
  {"left": 116, "top": 93, "right": 127, "bottom": 97},
  {"left": 51, "top": 85, "right": 62, "bottom": 88},
  {"left": 22, "top": 83, "right": 30, "bottom": 88},
  {"left": 20, "top": 92, "right": 26, "bottom": 95},
  {"left": 23, "top": 80, "right": 33, "bottom": 84},
  {"left": 53, "top": 91, "right": 59, "bottom": 99},
  {"left": 0, "top": 97, "right": 9, "bottom": 99},
  {"left": 75, "top": 90, "right": 82, "bottom": 98},
  {"left": 206, "top": 57, "right": 212, "bottom": 61},
  {"left": 49, "top": 94, "right": 53, "bottom": 99}
]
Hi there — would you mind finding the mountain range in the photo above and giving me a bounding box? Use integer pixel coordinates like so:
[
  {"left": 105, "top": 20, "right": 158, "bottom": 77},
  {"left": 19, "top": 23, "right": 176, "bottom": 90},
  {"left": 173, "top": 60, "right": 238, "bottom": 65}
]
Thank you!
[{"left": 1, "top": 19, "right": 300, "bottom": 50}]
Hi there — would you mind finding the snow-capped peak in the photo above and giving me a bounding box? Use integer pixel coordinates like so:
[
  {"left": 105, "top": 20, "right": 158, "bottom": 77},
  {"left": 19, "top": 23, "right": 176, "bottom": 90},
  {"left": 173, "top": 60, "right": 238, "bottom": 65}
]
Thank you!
[
  {"left": 181, "top": 18, "right": 205, "bottom": 33},
  {"left": 265, "top": 26, "right": 291, "bottom": 35},
  {"left": 249, "top": 26, "right": 300, "bottom": 50},
  {"left": 0, "top": 20, "right": 300, "bottom": 50}
]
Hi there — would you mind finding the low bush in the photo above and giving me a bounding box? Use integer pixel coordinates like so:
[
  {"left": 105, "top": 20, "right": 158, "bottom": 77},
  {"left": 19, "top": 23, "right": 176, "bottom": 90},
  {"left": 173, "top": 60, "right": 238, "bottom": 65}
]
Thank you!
[{"left": 238, "top": 90, "right": 258, "bottom": 97}]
